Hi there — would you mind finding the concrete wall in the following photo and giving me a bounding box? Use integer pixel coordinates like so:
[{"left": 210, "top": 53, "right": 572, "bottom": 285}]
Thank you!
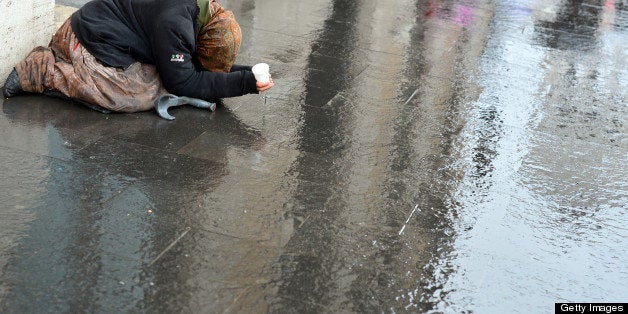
[{"left": 0, "top": 0, "right": 55, "bottom": 87}]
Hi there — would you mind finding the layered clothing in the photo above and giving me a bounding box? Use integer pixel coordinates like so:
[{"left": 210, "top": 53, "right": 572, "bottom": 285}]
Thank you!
[{"left": 15, "top": 0, "right": 254, "bottom": 112}]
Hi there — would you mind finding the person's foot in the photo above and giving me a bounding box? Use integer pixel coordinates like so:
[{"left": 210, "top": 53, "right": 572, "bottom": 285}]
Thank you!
[{"left": 3, "top": 68, "right": 23, "bottom": 98}]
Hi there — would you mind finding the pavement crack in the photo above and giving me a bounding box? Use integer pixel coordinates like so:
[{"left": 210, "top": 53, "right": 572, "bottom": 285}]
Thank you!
[{"left": 148, "top": 227, "right": 191, "bottom": 266}]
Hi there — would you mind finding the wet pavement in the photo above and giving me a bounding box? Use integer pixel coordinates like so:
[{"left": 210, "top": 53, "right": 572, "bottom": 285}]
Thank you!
[{"left": 1, "top": 0, "right": 627, "bottom": 312}]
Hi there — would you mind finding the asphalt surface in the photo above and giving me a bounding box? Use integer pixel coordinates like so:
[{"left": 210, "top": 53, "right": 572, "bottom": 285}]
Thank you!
[{"left": 1, "top": 0, "right": 626, "bottom": 312}]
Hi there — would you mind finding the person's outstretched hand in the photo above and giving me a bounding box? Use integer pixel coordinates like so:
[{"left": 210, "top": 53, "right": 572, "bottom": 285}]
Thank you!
[{"left": 256, "top": 75, "right": 274, "bottom": 92}]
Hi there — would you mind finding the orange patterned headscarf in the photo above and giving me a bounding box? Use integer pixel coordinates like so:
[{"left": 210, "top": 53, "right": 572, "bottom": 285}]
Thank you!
[{"left": 196, "top": 1, "right": 242, "bottom": 72}]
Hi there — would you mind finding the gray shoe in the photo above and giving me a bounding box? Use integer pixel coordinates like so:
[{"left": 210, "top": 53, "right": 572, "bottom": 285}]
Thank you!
[{"left": 3, "top": 68, "right": 23, "bottom": 98}]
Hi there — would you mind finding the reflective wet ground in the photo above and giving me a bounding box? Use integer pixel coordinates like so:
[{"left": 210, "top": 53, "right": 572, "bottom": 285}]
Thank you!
[{"left": 1, "top": 0, "right": 626, "bottom": 312}]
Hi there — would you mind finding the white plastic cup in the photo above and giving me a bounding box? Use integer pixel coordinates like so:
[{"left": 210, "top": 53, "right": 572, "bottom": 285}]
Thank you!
[{"left": 252, "top": 63, "right": 270, "bottom": 83}]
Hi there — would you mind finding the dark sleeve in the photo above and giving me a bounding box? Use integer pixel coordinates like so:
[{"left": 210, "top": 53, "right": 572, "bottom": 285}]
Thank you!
[
  {"left": 151, "top": 18, "right": 258, "bottom": 100},
  {"left": 230, "top": 64, "right": 253, "bottom": 72}
]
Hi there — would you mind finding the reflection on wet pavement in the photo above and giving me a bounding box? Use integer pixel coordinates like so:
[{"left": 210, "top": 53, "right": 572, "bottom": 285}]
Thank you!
[{"left": 1, "top": 0, "right": 626, "bottom": 312}]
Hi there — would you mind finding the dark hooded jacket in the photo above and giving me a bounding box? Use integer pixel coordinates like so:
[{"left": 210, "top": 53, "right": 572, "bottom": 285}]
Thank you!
[{"left": 71, "top": 0, "right": 257, "bottom": 101}]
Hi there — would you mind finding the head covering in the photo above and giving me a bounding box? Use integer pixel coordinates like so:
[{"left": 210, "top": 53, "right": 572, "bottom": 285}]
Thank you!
[
  {"left": 196, "top": 1, "right": 242, "bottom": 72},
  {"left": 196, "top": 0, "right": 212, "bottom": 29}
]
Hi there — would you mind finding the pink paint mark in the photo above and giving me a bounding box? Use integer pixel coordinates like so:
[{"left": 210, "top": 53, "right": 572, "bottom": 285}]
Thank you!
[
  {"left": 453, "top": 5, "right": 474, "bottom": 27},
  {"left": 423, "top": 1, "right": 476, "bottom": 27}
]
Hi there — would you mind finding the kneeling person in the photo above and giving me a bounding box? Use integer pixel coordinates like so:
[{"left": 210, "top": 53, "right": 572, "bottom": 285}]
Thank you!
[{"left": 3, "top": 0, "right": 274, "bottom": 113}]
